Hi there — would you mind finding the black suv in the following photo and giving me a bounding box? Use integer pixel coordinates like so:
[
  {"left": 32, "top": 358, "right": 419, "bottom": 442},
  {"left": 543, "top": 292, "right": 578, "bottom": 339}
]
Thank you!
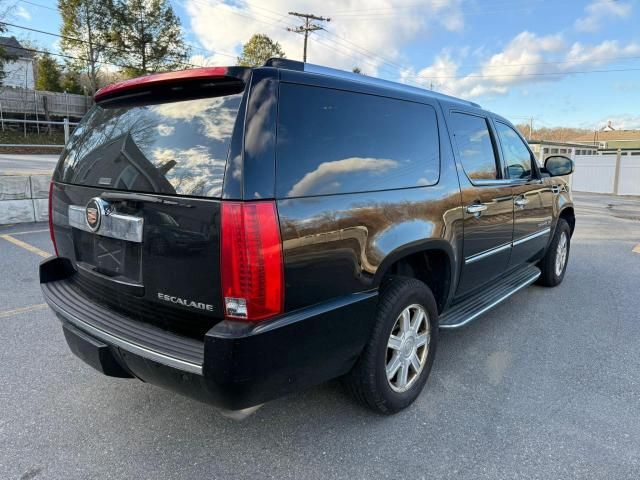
[{"left": 40, "top": 59, "right": 575, "bottom": 415}]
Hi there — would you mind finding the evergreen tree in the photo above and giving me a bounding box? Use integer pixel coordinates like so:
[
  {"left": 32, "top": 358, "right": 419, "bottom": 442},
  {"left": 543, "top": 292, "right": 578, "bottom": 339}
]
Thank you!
[
  {"left": 61, "top": 67, "right": 83, "bottom": 94},
  {"left": 36, "top": 53, "right": 63, "bottom": 92},
  {"left": 107, "top": 0, "right": 190, "bottom": 77},
  {"left": 237, "top": 34, "right": 285, "bottom": 67},
  {"left": 58, "top": 0, "right": 112, "bottom": 95}
]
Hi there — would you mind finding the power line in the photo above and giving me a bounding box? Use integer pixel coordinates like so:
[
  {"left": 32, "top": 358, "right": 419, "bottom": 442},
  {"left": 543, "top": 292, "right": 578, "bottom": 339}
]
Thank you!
[
  {"left": 0, "top": 41, "right": 148, "bottom": 71},
  {"left": 17, "top": 0, "right": 57, "bottom": 11},
  {"left": 408, "top": 66, "right": 640, "bottom": 80},
  {"left": 287, "top": 12, "right": 331, "bottom": 62},
  {"left": 0, "top": 21, "right": 204, "bottom": 70}
]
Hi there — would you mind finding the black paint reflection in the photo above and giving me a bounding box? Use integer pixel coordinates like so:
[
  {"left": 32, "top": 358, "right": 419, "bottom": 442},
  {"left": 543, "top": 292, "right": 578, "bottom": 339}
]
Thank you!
[{"left": 275, "top": 83, "right": 440, "bottom": 198}]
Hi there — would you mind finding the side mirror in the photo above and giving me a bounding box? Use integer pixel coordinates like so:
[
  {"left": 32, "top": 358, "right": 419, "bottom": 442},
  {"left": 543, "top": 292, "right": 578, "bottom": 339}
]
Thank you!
[{"left": 544, "top": 155, "right": 574, "bottom": 177}]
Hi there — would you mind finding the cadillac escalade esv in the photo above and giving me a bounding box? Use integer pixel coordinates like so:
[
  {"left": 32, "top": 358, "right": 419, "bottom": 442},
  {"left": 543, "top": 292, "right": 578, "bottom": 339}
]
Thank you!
[{"left": 40, "top": 59, "right": 575, "bottom": 415}]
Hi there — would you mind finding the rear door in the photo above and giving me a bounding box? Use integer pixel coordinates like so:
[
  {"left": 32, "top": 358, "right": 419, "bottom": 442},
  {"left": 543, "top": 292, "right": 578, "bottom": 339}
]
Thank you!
[
  {"left": 493, "top": 120, "right": 553, "bottom": 267},
  {"left": 448, "top": 111, "right": 514, "bottom": 297},
  {"left": 50, "top": 72, "right": 249, "bottom": 338}
]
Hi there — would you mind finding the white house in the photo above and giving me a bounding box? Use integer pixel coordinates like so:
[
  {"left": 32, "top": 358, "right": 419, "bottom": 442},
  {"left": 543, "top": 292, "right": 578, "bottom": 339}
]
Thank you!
[{"left": 0, "top": 36, "right": 35, "bottom": 89}]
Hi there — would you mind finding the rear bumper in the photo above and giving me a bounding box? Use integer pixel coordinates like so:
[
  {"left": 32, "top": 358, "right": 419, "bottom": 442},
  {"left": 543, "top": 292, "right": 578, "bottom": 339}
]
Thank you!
[{"left": 40, "top": 257, "right": 377, "bottom": 410}]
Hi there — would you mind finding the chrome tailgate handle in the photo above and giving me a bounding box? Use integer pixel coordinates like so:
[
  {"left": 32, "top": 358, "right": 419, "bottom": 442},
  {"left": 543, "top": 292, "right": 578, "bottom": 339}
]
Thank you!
[{"left": 68, "top": 205, "right": 144, "bottom": 243}]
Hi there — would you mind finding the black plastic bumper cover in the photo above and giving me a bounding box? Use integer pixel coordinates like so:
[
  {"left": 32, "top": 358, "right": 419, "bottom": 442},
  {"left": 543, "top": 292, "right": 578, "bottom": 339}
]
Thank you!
[{"left": 40, "top": 257, "right": 378, "bottom": 410}]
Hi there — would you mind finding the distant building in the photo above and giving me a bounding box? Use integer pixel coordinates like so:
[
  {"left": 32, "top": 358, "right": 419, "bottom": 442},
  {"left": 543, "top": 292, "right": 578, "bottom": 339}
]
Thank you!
[
  {"left": 528, "top": 140, "right": 598, "bottom": 163},
  {"left": 0, "top": 36, "right": 35, "bottom": 89},
  {"left": 570, "top": 129, "right": 640, "bottom": 156}
]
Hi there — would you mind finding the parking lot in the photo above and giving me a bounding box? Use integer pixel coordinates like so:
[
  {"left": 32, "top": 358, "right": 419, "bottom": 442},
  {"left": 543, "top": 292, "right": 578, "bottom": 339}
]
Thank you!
[{"left": 1, "top": 192, "right": 639, "bottom": 479}]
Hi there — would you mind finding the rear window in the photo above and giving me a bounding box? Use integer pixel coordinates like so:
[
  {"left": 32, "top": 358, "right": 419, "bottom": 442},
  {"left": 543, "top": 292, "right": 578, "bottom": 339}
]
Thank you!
[
  {"left": 275, "top": 84, "right": 440, "bottom": 198},
  {"left": 56, "top": 93, "right": 243, "bottom": 198}
]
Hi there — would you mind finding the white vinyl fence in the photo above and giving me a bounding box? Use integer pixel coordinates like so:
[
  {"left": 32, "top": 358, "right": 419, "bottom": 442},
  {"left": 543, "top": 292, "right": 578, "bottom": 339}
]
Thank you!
[
  {"left": 571, "top": 152, "right": 640, "bottom": 196},
  {"left": 618, "top": 156, "right": 640, "bottom": 196}
]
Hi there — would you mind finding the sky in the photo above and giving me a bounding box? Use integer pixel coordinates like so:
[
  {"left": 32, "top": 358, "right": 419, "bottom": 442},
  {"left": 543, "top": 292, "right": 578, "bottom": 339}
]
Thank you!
[{"left": 10, "top": 0, "right": 640, "bottom": 130}]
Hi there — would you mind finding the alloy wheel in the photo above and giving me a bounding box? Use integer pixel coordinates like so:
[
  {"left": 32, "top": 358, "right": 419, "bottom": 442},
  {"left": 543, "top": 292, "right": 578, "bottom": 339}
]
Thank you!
[
  {"left": 386, "top": 304, "right": 431, "bottom": 393},
  {"left": 555, "top": 231, "right": 568, "bottom": 277}
]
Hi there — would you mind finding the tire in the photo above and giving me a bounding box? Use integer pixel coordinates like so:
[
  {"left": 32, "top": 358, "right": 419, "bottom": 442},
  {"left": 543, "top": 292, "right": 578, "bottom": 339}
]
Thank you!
[
  {"left": 537, "top": 218, "right": 571, "bottom": 287},
  {"left": 344, "top": 276, "right": 438, "bottom": 414}
]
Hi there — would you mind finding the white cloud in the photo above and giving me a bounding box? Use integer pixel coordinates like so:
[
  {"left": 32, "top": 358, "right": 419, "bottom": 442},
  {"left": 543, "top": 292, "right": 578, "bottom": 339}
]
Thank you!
[
  {"left": 566, "top": 40, "right": 640, "bottom": 65},
  {"left": 595, "top": 115, "right": 640, "bottom": 130},
  {"left": 156, "top": 124, "right": 175, "bottom": 136},
  {"left": 152, "top": 96, "right": 239, "bottom": 139},
  {"left": 575, "top": 0, "right": 632, "bottom": 32},
  {"left": 288, "top": 157, "right": 398, "bottom": 197},
  {"left": 184, "top": 0, "right": 464, "bottom": 75},
  {"left": 402, "top": 32, "right": 640, "bottom": 99},
  {"left": 15, "top": 5, "right": 31, "bottom": 20}
]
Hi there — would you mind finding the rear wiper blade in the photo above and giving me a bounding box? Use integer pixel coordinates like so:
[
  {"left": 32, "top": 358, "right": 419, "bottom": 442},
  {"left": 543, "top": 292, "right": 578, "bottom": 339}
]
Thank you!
[{"left": 100, "top": 192, "right": 181, "bottom": 205}]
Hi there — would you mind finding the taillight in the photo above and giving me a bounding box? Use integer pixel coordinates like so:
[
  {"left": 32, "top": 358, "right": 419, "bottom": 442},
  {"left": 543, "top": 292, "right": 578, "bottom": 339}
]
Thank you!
[
  {"left": 220, "top": 201, "right": 284, "bottom": 321},
  {"left": 48, "top": 182, "right": 59, "bottom": 256}
]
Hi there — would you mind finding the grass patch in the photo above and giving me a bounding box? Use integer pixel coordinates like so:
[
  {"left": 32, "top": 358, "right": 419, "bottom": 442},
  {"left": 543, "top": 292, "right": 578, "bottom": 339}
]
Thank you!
[
  {"left": 0, "top": 129, "right": 66, "bottom": 145},
  {"left": 0, "top": 129, "right": 65, "bottom": 154}
]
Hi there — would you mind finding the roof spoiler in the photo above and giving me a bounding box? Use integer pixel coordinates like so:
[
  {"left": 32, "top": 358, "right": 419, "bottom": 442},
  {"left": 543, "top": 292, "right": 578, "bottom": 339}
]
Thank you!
[{"left": 94, "top": 67, "right": 252, "bottom": 103}]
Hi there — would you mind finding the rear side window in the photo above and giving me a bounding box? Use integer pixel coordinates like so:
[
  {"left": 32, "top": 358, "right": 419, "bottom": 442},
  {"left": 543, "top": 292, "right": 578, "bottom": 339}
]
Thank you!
[
  {"left": 449, "top": 112, "right": 499, "bottom": 181},
  {"left": 276, "top": 84, "right": 440, "bottom": 198},
  {"left": 56, "top": 93, "right": 244, "bottom": 198}
]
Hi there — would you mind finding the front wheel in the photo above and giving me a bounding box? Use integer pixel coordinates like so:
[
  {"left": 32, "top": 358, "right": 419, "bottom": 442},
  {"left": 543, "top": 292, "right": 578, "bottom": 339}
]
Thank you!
[
  {"left": 344, "top": 277, "right": 438, "bottom": 414},
  {"left": 537, "top": 218, "right": 571, "bottom": 287}
]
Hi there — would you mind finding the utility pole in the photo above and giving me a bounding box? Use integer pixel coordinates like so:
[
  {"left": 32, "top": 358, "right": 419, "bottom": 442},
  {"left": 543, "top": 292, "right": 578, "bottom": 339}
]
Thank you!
[
  {"left": 529, "top": 117, "right": 534, "bottom": 140},
  {"left": 287, "top": 12, "right": 330, "bottom": 62}
]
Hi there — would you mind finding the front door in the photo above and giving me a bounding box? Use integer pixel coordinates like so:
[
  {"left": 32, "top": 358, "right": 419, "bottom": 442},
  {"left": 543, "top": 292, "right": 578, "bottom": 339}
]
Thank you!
[
  {"left": 493, "top": 120, "right": 554, "bottom": 266},
  {"left": 448, "top": 111, "right": 514, "bottom": 296}
]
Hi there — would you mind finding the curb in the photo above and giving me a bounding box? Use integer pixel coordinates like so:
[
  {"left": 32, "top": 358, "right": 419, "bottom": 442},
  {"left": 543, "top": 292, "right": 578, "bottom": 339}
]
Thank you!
[{"left": 0, "top": 174, "right": 51, "bottom": 225}]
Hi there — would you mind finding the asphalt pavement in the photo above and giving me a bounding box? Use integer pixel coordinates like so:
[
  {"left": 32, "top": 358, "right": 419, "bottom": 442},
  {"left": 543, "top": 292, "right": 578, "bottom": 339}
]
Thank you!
[{"left": 0, "top": 193, "right": 639, "bottom": 479}]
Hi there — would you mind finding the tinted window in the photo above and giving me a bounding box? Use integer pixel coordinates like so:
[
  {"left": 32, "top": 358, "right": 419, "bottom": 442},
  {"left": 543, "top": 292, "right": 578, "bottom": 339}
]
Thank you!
[
  {"left": 276, "top": 84, "right": 440, "bottom": 198},
  {"left": 495, "top": 122, "right": 532, "bottom": 179},
  {"left": 57, "top": 93, "right": 243, "bottom": 198},
  {"left": 449, "top": 113, "right": 498, "bottom": 181}
]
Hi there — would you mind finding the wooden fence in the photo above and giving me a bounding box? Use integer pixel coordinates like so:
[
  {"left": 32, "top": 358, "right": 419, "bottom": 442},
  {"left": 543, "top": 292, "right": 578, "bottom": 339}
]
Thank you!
[{"left": 0, "top": 87, "right": 92, "bottom": 120}]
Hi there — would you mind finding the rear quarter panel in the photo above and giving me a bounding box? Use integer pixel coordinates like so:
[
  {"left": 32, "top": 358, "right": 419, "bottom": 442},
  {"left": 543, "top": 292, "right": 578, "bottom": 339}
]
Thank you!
[{"left": 277, "top": 98, "right": 464, "bottom": 311}]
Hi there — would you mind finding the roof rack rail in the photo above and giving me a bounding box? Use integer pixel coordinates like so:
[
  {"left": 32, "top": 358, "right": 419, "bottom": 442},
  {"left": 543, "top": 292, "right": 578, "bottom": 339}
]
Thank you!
[{"left": 262, "top": 58, "right": 481, "bottom": 109}]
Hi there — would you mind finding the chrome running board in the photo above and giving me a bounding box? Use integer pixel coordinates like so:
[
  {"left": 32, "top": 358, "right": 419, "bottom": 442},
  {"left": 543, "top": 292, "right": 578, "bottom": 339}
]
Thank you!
[{"left": 439, "top": 264, "right": 541, "bottom": 329}]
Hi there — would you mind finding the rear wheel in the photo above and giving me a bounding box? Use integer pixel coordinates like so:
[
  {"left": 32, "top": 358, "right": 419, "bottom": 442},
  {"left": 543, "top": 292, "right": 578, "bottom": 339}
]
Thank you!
[
  {"left": 537, "top": 218, "right": 571, "bottom": 287},
  {"left": 345, "top": 277, "right": 438, "bottom": 414}
]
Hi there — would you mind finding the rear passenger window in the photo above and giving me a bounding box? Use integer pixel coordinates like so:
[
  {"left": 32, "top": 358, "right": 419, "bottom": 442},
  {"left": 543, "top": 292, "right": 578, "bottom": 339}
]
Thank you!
[
  {"left": 450, "top": 112, "right": 499, "bottom": 181},
  {"left": 276, "top": 84, "right": 440, "bottom": 198}
]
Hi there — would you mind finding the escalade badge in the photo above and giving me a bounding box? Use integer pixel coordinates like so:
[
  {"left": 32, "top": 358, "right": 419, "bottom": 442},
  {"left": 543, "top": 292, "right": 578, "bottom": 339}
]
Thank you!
[{"left": 157, "top": 293, "right": 214, "bottom": 312}]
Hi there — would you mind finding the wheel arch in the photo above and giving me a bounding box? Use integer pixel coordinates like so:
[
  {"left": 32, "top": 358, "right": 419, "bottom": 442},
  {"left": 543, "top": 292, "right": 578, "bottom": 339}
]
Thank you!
[
  {"left": 374, "top": 240, "right": 456, "bottom": 313},
  {"left": 558, "top": 206, "right": 576, "bottom": 236}
]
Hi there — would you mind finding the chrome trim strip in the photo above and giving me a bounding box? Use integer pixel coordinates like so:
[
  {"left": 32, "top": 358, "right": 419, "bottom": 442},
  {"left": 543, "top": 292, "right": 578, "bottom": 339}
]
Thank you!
[
  {"left": 68, "top": 205, "right": 144, "bottom": 243},
  {"left": 464, "top": 227, "right": 551, "bottom": 264},
  {"left": 512, "top": 227, "right": 550, "bottom": 247},
  {"left": 440, "top": 269, "right": 541, "bottom": 329},
  {"left": 43, "top": 290, "right": 203, "bottom": 375},
  {"left": 465, "top": 242, "right": 511, "bottom": 264}
]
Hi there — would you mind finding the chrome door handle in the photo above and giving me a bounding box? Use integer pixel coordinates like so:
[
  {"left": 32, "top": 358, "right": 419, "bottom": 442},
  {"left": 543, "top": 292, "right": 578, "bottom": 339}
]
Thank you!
[
  {"left": 466, "top": 204, "right": 488, "bottom": 215},
  {"left": 514, "top": 197, "right": 528, "bottom": 208}
]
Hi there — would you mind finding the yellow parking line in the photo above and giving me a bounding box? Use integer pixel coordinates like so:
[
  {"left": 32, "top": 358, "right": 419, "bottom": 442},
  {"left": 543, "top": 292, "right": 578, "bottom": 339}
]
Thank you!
[
  {"left": 0, "top": 234, "right": 51, "bottom": 258},
  {"left": 0, "top": 303, "right": 48, "bottom": 319},
  {"left": 9, "top": 229, "right": 50, "bottom": 236},
  {"left": 633, "top": 244, "right": 640, "bottom": 254}
]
